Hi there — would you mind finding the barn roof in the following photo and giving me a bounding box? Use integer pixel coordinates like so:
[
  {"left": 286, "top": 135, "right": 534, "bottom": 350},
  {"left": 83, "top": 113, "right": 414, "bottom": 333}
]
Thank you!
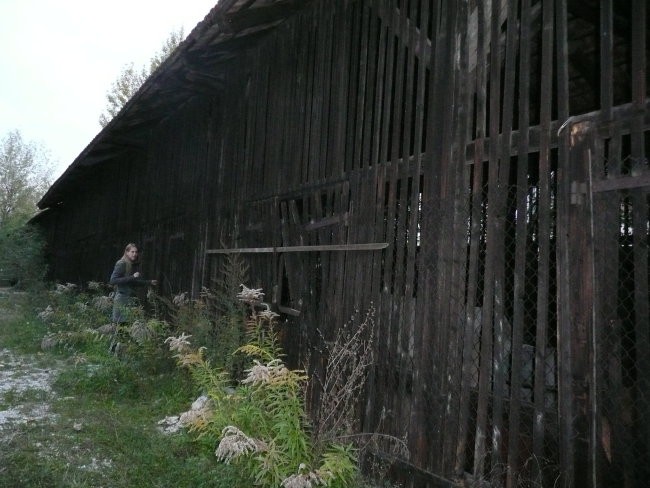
[
  {"left": 38, "top": 0, "right": 313, "bottom": 210},
  {"left": 38, "top": 0, "right": 637, "bottom": 210}
]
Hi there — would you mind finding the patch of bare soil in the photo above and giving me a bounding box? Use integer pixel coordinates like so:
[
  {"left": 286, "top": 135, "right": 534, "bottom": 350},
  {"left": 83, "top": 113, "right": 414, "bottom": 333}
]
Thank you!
[{"left": 0, "top": 348, "right": 59, "bottom": 430}]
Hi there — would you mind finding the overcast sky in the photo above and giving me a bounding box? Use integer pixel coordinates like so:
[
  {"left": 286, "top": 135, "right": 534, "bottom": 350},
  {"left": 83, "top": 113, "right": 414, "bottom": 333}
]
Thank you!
[{"left": 0, "top": 0, "right": 218, "bottom": 180}]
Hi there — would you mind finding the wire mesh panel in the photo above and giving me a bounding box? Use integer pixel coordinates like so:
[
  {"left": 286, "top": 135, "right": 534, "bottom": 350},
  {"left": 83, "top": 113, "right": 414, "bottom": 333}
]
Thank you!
[
  {"left": 594, "top": 190, "right": 650, "bottom": 486},
  {"left": 591, "top": 127, "right": 650, "bottom": 487}
]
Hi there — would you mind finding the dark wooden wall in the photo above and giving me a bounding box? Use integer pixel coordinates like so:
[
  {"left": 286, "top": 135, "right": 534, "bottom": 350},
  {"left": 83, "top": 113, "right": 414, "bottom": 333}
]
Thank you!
[{"left": 37, "top": 1, "right": 649, "bottom": 486}]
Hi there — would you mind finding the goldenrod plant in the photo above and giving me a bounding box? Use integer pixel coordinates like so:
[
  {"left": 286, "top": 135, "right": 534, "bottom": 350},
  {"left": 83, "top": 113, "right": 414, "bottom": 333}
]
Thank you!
[{"left": 167, "top": 285, "right": 359, "bottom": 488}]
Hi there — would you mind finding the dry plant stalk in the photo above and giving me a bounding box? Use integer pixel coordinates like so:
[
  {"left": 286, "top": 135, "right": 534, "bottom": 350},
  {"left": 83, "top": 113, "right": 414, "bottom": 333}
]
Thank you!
[{"left": 313, "top": 305, "right": 376, "bottom": 442}]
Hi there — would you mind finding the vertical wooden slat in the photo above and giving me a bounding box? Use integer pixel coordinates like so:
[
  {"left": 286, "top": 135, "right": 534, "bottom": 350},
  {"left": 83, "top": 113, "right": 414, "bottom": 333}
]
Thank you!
[
  {"left": 555, "top": 1, "right": 577, "bottom": 485},
  {"left": 369, "top": 0, "right": 389, "bottom": 300},
  {"left": 297, "top": 4, "right": 315, "bottom": 184},
  {"left": 285, "top": 20, "right": 304, "bottom": 190},
  {"left": 381, "top": 3, "right": 409, "bottom": 442},
  {"left": 629, "top": 1, "right": 650, "bottom": 469},
  {"left": 473, "top": 0, "right": 502, "bottom": 477},
  {"left": 456, "top": 0, "right": 489, "bottom": 476},
  {"left": 392, "top": 0, "right": 422, "bottom": 462},
  {"left": 369, "top": 0, "right": 388, "bottom": 170},
  {"left": 531, "top": 1, "right": 554, "bottom": 484},
  {"left": 599, "top": 0, "right": 613, "bottom": 120},
  {"left": 422, "top": 2, "right": 458, "bottom": 472},
  {"left": 360, "top": 3, "right": 381, "bottom": 171},
  {"left": 352, "top": 3, "right": 372, "bottom": 171},
  {"left": 441, "top": 0, "right": 470, "bottom": 474},
  {"left": 317, "top": 2, "right": 335, "bottom": 181},
  {"left": 403, "top": 5, "right": 431, "bottom": 459},
  {"left": 364, "top": 1, "right": 388, "bottom": 428},
  {"left": 307, "top": 0, "right": 327, "bottom": 183},
  {"left": 379, "top": 0, "right": 397, "bottom": 167},
  {"left": 384, "top": 0, "right": 408, "bottom": 296},
  {"left": 374, "top": 4, "right": 397, "bottom": 435},
  {"left": 506, "top": 1, "right": 532, "bottom": 485},
  {"left": 393, "top": 0, "right": 419, "bottom": 301},
  {"left": 331, "top": 2, "right": 353, "bottom": 178},
  {"left": 488, "top": 0, "right": 521, "bottom": 480},
  {"left": 344, "top": 2, "right": 362, "bottom": 173}
]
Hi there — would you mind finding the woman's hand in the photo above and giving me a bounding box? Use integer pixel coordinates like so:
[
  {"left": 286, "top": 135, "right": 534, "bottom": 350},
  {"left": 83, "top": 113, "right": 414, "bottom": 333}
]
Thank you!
[
  {"left": 133, "top": 272, "right": 141, "bottom": 278},
  {"left": 150, "top": 280, "right": 158, "bottom": 286}
]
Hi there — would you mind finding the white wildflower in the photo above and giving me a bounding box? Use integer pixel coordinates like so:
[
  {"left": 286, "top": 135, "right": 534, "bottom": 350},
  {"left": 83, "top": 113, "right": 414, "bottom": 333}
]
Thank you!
[
  {"left": 179, "top": 395, "right": 213, "bottom": 426},
  {"left": 242, "top": 359, "right": 289, "bottom": 385},
  {"left": 215, "top": 426, "right": 263, "bottom": 464},
  {"left": 72, "top": 354, "right": 88, "bottom": 366},
  {"left": 75, "top": 302, "right": 89, "bottom": 313},
  {"left": 87, "top": 281, "right": 103, "bottom": 291},
  {"left": 172, "top": 292, "right": 189, "bottom": 307},
  {"left": 258, "top": 306, "right": 280, "bottom": 321},
  {"left": 199, "top": 286, "right": 215, "bottom": 301},
  {"left": 237, "top": 284, "right": 265, "bottom": 305},
  {"left": 129, "top": 320, "right": 155, "bottom": 344},
  {"left": 164, "top": 333, "right": 192, "bottom": 353},
  {"left": 38, "top": 305, "right": 54, "bottom": 322},
  {"left": 92, "top": 295, "right": 113, "bottom": 312},
  {"left": 157, "top": 415, "right": 182, "bottom": 434},
  {"left": 54, "top": 282, "right": 77, "bottom": 294},
  {"left": 281, "top": 465, "right": 326, "bottom": 488}
]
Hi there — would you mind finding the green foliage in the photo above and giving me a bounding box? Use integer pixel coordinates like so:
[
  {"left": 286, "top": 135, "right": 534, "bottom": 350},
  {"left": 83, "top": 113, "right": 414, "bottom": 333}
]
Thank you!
[
  {"left": 167, "top": 286, "right": 360, "bottom": 488},
  {"left": 155, "top": 251, "right": 249, "bottom": 380},
  {"left": 0, "top": 287, "right": 240, "bottom": 488},
  {"left": 0, "top": 130, "right": 52, "bottom": 289},
  {"left": 36, "top": 282, "right": 173, "bottom": 377},
  {"left": 0, "top": 129, "right": 52, "bottom": 226},
  {"left": 319, "top": 444, "right": 358, "bottom": 488},
  {"left": 0, "top": 221, "right": 47, "bottom": 289},
  {"left": 1, "top": 276, "right": 395, "bottom": 487}
]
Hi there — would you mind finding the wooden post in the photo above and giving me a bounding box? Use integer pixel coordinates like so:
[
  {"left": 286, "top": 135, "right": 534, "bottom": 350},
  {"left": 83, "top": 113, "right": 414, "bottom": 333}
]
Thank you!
[{"left": 558, "top": 120, "right": 597, "bottom": 487}]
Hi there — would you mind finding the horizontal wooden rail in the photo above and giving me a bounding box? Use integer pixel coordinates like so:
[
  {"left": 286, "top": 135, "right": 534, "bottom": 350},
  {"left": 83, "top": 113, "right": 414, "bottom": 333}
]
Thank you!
[
  {"left": 206, "top": 243, "right": 388, "bottom": 254},
  {"left": 592, "top": 172, "right": 650, "bottom": 192}
]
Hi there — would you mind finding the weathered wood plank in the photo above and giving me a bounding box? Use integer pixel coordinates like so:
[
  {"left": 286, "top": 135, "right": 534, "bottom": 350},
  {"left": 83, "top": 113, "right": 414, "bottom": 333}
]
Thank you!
[
  {"left": 473, "top": 0, "right": 500, "bottom": 478},
  {"left": 455, "top": 0, "right": 489, "bottom": 474},
  {"left": 592, "top": 172, "right": 650, "bottom": 192},
  {"left": 206, "top": 242, "right": 388, "bottom": 254},
  {"left": 506, "top": 1, "right": 533, "bottom": 485},
  {"left": 440, "top": 0, "right": 470, "bottom": 473},
  {"left": 330, "top": 1, "right": 353, "bottom": 178},
  {"left": 599, "top": 0, "right": 613, "bottom": 120}
]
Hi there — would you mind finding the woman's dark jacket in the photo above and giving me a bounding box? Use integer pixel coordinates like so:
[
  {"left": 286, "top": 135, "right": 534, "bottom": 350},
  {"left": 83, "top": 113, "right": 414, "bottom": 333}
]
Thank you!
[
  {"left": 109, "top": 259, "right": 149, "bottom": 296},
  {"left": 109, "top": 258, "right": 149, "bottom": 322}
]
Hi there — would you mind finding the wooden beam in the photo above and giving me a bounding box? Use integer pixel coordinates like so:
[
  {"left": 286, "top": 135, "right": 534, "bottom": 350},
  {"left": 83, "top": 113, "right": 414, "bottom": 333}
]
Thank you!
[
  {"left": 592, "top": 172, "right": 650, "bottom": 192},
  {"left": 206, "top": 242, "right": 388, "bottom": 254}
]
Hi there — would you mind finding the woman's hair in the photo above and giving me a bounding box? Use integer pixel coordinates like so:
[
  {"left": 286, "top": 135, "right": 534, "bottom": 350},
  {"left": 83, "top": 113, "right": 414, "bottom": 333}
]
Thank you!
[{"left": 121, "top": 243, "right": 139, "bottom": 260}]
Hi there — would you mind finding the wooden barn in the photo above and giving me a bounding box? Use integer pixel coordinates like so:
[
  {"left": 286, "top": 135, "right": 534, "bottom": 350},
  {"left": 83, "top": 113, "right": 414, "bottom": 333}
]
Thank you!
[{"left": 34, "top": 0, "right": 649, "bottom": 486}]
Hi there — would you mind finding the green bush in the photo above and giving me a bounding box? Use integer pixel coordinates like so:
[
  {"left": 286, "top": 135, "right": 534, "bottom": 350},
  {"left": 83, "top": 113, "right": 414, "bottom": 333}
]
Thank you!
[
  {"left": 167, "top": 285, "right": 360, "bottom": 488},
  {"left": 0, "top": 222, "right": 47, "bottom": 289}
]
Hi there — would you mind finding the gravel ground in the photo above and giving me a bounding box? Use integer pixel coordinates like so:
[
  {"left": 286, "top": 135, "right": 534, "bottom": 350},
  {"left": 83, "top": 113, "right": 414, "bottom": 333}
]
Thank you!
[{"left": 0, "top": 347, "right": 59, "bottom": 431}]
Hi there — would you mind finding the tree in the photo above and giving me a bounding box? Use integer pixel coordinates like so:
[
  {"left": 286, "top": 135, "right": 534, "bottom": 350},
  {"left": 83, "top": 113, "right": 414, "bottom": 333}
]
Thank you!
[
  {"left": 0, "top": 130, "right": 52, "bottom": 226},
  {"left": 99, "top": 28, "right": 185, "bottom": 128},
  {"left": 0, "top": 129, "right": 51, "bottom": 288},
  {"left": 0, "top": 222, "right": 47, "bottom": 288}
]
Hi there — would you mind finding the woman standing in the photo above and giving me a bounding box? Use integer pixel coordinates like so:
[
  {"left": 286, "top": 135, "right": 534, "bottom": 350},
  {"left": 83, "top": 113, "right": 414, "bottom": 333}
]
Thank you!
[{"left": 109, "top": 243, "right": 157, "bottom": 324}]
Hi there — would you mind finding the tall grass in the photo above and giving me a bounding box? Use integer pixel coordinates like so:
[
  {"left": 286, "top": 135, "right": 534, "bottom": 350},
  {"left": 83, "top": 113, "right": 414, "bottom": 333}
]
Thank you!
[
  {"left": 0, "top": 288, "right": 244, "bottom": 487},
  {"left": 1, "top": 269, "right": 402, "bottom": 487}
]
